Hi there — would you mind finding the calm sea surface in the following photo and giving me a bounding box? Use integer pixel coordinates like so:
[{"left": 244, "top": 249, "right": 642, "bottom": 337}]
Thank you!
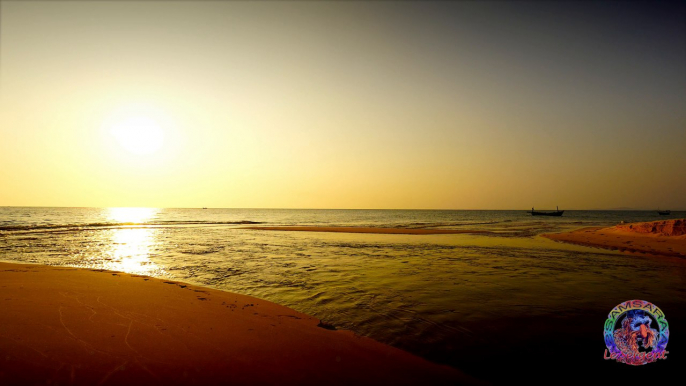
[{"left": 1, "top": 208, "right": 684, "bottom": 382}]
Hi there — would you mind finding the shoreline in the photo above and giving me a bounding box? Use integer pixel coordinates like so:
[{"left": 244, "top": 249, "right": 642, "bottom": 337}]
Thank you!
[
  {"left": 243, "top": 226, "right": 493, "bottom": 235},
  {"left": 0, "top": 262, "right": 478, "bottom": 385},
  {"left": 542, "top": 219, "right": 686, "bottom": 258}
]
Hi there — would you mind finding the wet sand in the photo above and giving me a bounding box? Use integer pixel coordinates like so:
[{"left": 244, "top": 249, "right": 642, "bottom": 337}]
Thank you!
[
  {"left": 244, "top": 226, "right": 492, "bottom": 235},
  {"left": 0, "top": 262, "right": 479, "bottom": 385},
  {"left": 542, "top": 219, "right": 686, "bottom": 258}
]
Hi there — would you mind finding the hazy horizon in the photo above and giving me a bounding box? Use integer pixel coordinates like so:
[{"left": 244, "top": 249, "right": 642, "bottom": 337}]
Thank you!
[
  {"left": 2, "top": 205, "right": 683, "bottom": 212},
  {"left": 2, "top": 1, "right": 685, "bottom": 209}
]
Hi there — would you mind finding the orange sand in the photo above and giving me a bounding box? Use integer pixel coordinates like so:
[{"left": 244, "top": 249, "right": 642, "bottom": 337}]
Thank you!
[
  {"left": 0, "top": 262, "right": 478, "bottom": 385},
  {"left": 244, "top": 226, "right": 491, "bottom": 235},
  {"left": 543, "top": 219, "right": 686, "bottom": 258}
]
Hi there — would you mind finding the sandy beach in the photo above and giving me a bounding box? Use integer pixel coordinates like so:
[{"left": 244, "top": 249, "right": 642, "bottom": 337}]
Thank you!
[
  {"left": 0, "top": 262, "right": 478, "bottom": 385},
  {"left": 542, "top": 219, "right": 686, "bottom": 258},
  {"left": 244, "top": 226, "right": 492, "bottom": 235}
]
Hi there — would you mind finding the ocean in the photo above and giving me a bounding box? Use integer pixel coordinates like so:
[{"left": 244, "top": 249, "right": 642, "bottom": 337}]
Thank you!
[{"left": 1, "top": 207, "right": 684, "bottom": 382}]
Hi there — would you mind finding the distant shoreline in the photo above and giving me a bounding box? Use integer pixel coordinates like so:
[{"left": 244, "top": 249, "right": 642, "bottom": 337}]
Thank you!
[{"left": 542, "top": 219, "right": 686, "bottom": 258}]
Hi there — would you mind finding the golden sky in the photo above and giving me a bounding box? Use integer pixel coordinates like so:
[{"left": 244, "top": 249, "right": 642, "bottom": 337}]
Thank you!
[{"left": 1, "top": 1, "right": 685, "bottom": 209}]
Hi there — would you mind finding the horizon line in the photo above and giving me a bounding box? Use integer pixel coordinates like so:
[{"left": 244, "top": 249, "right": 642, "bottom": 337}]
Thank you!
[{"left": 1, "top": 205, "right": 684, "bottom": 212}]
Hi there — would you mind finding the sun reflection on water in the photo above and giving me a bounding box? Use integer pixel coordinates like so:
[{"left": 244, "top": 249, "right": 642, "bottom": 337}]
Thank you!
[{"left": 100, "top": 207, "right": 165, "bottom": 276}]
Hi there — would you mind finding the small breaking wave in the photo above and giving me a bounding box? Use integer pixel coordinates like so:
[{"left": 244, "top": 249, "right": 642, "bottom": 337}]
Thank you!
[
  {"left": 0, "top": 220, "right": 264, "bottom": 233},
  {"left": 399, "top": 220, "right": 511, "bottom": 229}
]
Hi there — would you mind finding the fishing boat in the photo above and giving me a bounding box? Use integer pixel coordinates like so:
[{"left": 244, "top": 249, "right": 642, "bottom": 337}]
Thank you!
[
  {"left": 529, "top": 206, "right": 564, "bottom": 216},
  {"left": 657, "top": 209, "right": 671, "bottom": 215}
]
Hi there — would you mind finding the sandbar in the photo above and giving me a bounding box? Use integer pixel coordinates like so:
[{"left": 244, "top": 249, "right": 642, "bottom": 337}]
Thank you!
[
  {"left": 542, "top": 219, "right": 686, "bottom": 258},
  {"left": 244, "top": 226, "right": 492, "bottom": 235},
  {"left": 0, "top": 262, "right": 478, "bottom": 385}
]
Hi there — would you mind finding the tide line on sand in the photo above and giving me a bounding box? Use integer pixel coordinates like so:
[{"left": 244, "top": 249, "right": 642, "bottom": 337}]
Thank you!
[
  {"left": 243, "top": 226, "right": 492, "bottom": 235},
  {"left": 0, "top": 262, "right": 480, "bottom": 385}
]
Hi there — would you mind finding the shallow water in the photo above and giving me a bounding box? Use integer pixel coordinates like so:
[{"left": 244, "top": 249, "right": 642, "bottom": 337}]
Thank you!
[{"left": 1, "top": 207, "right": 684, "bottom": 382}]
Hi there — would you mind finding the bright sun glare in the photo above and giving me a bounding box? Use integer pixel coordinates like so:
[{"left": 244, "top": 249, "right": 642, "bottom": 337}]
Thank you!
[{"left": 110, "top": 115, "right": 165, "bottom": 155}]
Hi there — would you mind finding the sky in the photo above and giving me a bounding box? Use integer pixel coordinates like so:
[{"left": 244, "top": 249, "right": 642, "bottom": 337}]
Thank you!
[{"left": 1, "top": 1, "right": 684, "bottom": 210}]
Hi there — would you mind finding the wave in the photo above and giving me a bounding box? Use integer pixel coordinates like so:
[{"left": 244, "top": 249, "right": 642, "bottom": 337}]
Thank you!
[
  {"left": 400, "top": 220, "right": 508, "bottom": 228},
  {"left": 0, "top": 220, "right": 263, "bottom": 233}
]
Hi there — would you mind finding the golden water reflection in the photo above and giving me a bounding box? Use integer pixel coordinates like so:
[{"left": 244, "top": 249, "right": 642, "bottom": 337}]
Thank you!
[{"left": 101, "top": 207, "right": 165, "bottom": 276}]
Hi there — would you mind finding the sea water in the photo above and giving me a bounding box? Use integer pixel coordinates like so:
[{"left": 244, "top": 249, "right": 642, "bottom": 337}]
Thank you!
[{"left": 1, "top": 207, "right": 684, "bottom": 381}]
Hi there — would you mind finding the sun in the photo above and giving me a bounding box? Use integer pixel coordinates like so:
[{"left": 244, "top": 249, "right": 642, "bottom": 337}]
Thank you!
[{"left": 109, "top": 115, "right": 165, "bottom": 155}]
